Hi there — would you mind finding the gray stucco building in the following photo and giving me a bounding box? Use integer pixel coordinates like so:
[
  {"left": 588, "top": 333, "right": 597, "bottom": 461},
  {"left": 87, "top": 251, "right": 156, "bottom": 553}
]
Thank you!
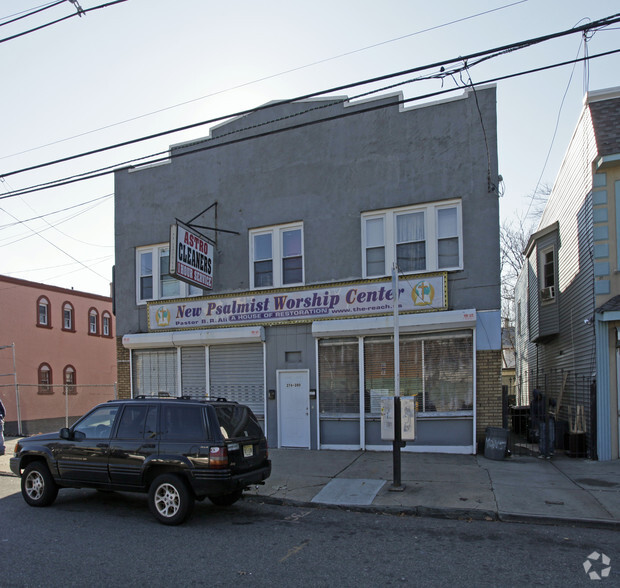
[{"left": 114, "top": 87, "right": 502, "bottom": 453}]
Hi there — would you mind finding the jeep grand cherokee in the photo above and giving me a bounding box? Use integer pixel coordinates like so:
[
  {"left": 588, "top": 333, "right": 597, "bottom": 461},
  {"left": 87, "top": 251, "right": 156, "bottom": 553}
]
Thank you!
[{"left": 10, "top": 396, "right": 271, "bottom": 525}]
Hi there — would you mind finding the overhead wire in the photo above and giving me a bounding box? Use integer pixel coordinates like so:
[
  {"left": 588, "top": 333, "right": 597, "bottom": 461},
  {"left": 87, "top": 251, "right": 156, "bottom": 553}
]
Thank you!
[
  {"left": 0, "top": 0, "right": 129, "bottom": 44},
  {"left": 0, "top": 0, "right": 530, "bottom": 161},
  {"left": 2, "top": 47, "right": 618, "bottom": 200},
  {"left": 0, "top": 193, "right": 112, "bottom": 230},
  {"left": 2, "top": 12, "right": 618, "bottom": 182},
  {"left": 0, "top": 205, "right": 109, "bottom": 280},
  {"left": 524, "top": 23, "right": 588, "bottom": 221},
  {"left": 0, "top": 0, "right": 65, "bottom": 27}
]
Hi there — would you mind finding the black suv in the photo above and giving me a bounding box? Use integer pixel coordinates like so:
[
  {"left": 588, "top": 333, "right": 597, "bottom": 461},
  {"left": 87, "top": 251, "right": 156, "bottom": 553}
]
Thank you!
[{"left": 10, "top": 396, "right": 271, "bottom": 525}]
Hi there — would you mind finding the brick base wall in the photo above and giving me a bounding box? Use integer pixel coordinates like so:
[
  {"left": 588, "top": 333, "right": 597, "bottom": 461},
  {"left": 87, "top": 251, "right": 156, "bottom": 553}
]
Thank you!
[
  {"left": 476, "top": 349, "right": 502, "bottom": 446},
  {"left": 116, "top": 337, "right": 131, "bottom": 399}
]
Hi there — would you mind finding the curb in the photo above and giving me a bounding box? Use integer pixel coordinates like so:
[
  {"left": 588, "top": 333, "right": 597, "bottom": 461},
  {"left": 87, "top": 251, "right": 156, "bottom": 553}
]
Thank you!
[
  {"left": 244, "top": 494, "right": 498, "bottom": 522},
  {"left": 497, "top": 511, "right": 620, "bottom": 531}
]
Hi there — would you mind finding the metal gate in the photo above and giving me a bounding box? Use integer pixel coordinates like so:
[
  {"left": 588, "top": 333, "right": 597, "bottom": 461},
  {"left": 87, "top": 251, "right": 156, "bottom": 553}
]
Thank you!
[{"left": 209, "top": 344, "right": 265, "bottom": 417}]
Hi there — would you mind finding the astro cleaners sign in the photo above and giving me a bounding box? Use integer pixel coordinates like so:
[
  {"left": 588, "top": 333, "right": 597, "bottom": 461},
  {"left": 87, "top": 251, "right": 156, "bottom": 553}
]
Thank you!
[
  {"left": 148, "top": 273, "right": 447, "bottom": 331},
  {"left": 170, "top": 222, "right": 213, "bottom": 290}
]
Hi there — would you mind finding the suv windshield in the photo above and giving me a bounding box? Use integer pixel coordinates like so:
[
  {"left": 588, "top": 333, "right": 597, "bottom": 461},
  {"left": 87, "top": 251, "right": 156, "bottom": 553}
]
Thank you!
[{"left": 215, "top": 405, "right": 263, "bottom": 439}]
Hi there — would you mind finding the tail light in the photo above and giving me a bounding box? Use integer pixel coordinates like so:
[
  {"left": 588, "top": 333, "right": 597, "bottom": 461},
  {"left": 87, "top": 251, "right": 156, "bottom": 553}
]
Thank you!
[{"left": 209, "top": 446, "right": 229, "bottom": 469}]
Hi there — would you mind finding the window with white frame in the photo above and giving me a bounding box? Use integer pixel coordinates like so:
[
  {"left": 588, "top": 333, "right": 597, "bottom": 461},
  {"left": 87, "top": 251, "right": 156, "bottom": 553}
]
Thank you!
[
  {"left": 136, "top": 244, "right": 203, "bottom": 304},
  {"left": 88, "top": 308, "right": 99, "bottom": 335},
  {"left": 62, "top": 302, "right": 74, "bottom": 331},
  {"left": 539, "top": 245, "right": 556, "bottom": 302},
  {"left": 37, "top": 296, "right": 50, "bottom": 327},
  {"left": 250, "top": 223, "right": 304, "bottom": 288},
  {"left": 362, "top": 201, "right": 462, "bottom": 277},
  {"left": 102, "top": 312, "right": 112, "bottom": 337}
]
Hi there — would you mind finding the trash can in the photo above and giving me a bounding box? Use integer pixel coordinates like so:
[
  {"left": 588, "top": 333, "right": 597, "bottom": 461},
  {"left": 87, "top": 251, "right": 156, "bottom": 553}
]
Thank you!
[{"left": 484, "top": 427, "right": 509, "bottom": 460}]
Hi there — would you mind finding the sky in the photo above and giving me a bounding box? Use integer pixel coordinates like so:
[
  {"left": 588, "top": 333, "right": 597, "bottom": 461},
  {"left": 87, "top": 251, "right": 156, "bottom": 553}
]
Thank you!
[{"left": 0, "top": 0, "right": 619, "bottom": 297}]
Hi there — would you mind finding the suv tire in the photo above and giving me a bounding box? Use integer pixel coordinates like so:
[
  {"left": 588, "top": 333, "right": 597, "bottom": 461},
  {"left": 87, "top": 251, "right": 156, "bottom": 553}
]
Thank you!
[
  {"left": 22, "top": 462, "right": 59, "bottom": 507},
  {"left": 148, "top": 474, "right": 194, "bottom": 525},
  {"left": 208, "top": 489, "right": 243, "bottom": 506}
]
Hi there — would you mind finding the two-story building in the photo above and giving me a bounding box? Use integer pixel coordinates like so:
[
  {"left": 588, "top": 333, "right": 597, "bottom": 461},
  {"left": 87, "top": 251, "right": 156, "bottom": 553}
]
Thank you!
[
  {"left": 515, "top": 87, "right": 620, "bottom": 460},
  {"left": 114, "top": 88, "right": 502, "bottom": 453},
  {"left": 0, "top": 275, "right": 117, "bottom": 435}
]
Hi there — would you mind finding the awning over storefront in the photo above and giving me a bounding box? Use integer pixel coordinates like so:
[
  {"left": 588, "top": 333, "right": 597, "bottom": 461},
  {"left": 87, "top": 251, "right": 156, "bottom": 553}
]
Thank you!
[
  {"left": 311, "top": 309, "right": 477, "bottom": 338},
  {"left": 122, "top": 326, "right": 265, "bottom": 349}
]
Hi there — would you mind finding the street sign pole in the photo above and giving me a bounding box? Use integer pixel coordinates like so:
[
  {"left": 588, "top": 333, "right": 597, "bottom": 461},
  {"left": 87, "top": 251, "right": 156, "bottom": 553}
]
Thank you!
[{"left": 390, "top": 265, "right": 405, "bottom": 492}]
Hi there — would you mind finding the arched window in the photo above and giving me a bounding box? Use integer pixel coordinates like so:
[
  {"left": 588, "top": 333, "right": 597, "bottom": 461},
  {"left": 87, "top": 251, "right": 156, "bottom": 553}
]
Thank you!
[
  {"left": 88, "top": 308, "right": 99, "bottom": 335},
  {"left": 102, "top": 311, "right": 113, "bottom": 337},
  {"left": 64, "top": 365, "right": 77, "bottom": 395},
  {"left": 38, "top": 363, "right": 53, "bottom": 394},
  {"left": 37, "top": 296, "right": 51, "bottom": 328},
  {"left": 62, "top": 302, "right": 75, "bottom": 332}
]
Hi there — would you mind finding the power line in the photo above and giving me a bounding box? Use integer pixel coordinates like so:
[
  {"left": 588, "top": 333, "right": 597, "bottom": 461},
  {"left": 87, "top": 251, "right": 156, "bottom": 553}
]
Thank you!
[
  {"left": 2, "top": 47, "right": 619, "bottom": 200},
  {"left": 0, "top": 206, "right": 109, "bottom": 280},
  {"left": 2, "top": 13, "right": 618, "bottom": 182},
  {"left": 0, "top": 0, "right": 129, "bottom": 44},
  {"left": 0, "top": 0, "right": 530, "bottom": 161},
  {"left": 0, "top": 1, "right": 65, "bottom": 27},
  {"left": 0, "top": 193, "right": 112, "bottom": 229}
]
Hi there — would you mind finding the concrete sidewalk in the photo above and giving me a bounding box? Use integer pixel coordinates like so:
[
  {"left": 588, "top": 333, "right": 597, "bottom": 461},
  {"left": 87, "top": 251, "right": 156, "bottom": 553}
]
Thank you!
[
  {"left": 2, "top": 437, "right": 619, "bottom": 528},
  {"left": 243, "top": 448, "right": 620, "bottom": 529}
]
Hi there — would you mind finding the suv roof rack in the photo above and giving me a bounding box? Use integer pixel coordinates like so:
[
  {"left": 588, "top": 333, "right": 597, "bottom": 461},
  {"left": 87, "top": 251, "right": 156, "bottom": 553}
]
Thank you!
[{"left": 126, "top": 395, "right": 236, "bottom": 403}]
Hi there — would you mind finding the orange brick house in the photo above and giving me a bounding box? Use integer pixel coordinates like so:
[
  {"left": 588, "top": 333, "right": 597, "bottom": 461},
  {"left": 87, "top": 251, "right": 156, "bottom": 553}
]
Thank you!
[{"left": 0, "top": 275, "right": 117, "bottom": 435}]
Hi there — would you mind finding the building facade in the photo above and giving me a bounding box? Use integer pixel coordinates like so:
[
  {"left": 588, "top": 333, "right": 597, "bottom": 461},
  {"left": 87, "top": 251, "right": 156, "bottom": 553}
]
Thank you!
[
  {"left": 114, "top": 88, "right": 502, "bottom": 453},
  {"left": 0, "top": 275, "right": 117, "bottom": 435},
  {"left": 515, "top": 87, "right": 620, "bottom": 460}
]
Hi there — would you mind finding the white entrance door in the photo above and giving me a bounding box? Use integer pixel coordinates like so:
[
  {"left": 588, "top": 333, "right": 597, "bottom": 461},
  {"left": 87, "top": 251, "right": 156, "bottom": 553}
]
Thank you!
[{"left": 278, "top": 370, "right": 310, "bottom": 448}]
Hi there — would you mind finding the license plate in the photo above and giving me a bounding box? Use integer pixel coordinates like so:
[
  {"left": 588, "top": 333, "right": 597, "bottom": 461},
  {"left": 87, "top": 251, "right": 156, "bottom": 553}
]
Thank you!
[{"left": 243, "top": 444, "right": 254, "bottom": 458}]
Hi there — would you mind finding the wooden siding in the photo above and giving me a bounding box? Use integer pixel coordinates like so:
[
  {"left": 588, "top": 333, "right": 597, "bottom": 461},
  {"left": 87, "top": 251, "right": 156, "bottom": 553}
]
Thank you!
[{"left": 516, "top": 100, "right": 597, "bottom": 400}]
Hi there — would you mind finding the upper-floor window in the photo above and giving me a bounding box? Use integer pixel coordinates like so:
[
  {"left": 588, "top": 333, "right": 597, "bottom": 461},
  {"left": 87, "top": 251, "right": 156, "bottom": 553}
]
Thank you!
[
  {"left": 102, "top": 312, "right": 112, "bottom": 337},
  {"left": 540, "top": 246, "right": 556, "bottom": 302},
  {"left": 88, "top": 308, "right": 99, "bottom": 335},
  {"left": 250, "top": 223, "right": 304, "bottom": 289},
  {"left": 362, "top": 201, "right": 462, "bottom": 277},
  {"left": 136, "top": 244, "right": 203, "bottom": 305},
  {"left": 37, "top": 296, "right": 51, "bottom": 328},
  {"left": 62, "top": 302, "right": 75, "bottom": 332}
]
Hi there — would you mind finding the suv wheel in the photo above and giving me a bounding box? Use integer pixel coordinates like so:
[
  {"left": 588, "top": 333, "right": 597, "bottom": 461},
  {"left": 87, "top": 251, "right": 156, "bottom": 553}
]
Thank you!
[
  {"left": 22, "top": 462, "right": 59, "bottom": 507},
  {"left": 208, "top": 489, "right": 243, "bottom": 506},
  {"left": 148, "top": 474, "right": 194, "bottom": 525}
]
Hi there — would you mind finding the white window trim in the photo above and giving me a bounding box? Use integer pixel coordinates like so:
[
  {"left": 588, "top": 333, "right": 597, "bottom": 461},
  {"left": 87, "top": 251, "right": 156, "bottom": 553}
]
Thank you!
[
  {"left": 102, "top": 313, "right": 111, "bottom": 336},
  {"left": 136, "top": 243, "right": 203, "bottom": 305},
  {"left": 539, "top": 245, "right": 556, "bottom": 303},
  {"left": 38, "top": 298, "right": 49, "bottom": 326},
  {"left": 362, "top": 200, "right": 463, "bottom": 278},
  {"left": 249, "top": 222, "right": 304, "bottom": 289}
]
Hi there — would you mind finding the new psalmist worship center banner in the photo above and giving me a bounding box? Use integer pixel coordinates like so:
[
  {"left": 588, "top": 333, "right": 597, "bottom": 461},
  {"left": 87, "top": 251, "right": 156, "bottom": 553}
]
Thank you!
[{"left": 148, "top": 273, "right": 447, "bottom": 331}]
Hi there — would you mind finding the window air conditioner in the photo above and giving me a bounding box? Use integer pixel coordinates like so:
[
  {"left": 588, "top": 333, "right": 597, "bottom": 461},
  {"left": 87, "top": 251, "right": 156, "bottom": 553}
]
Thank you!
[{"left": 540, "top": 285, "right": 555, "bottom": 301}]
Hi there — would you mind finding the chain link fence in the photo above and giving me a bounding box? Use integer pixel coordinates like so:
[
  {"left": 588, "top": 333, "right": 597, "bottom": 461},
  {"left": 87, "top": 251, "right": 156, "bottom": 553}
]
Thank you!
[
  {"left": 1, "top": 383, "right": 117, "bottom": 436},
  {"left": 504, "top": 369, "right": 596, "bottom": 459}
]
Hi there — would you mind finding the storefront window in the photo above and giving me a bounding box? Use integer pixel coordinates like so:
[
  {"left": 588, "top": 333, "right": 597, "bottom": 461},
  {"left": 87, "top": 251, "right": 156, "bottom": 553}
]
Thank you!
[
  {"left": 132, "top": 348, "right": 177, "bottom": 397},
  {"left": 423, "top": 334, "right": 473, "bottom": 411},
  {"left": 318, "top": 338, "right": 359, "bottom": 414},
  {"left": 364, "top": 335, "right": 422, "bottom": 415},
  {"left": 318, "top": 331, "right": 473, "bottom": 418},
  {"left": 363, "top": 331, "right": 472, "bottom": 414}
]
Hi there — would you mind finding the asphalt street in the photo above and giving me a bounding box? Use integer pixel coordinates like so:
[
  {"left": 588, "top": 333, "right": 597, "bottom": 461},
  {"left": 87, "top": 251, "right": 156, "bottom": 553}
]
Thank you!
[{"left": 1, "top": 474, "right": 619, "bottom": 587}]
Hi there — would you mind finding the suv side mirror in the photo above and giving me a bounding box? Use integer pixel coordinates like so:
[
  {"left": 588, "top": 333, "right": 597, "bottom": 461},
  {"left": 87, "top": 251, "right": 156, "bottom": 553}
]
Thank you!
[{"left": 60, "top": 428, "right": 73, "bottom": 440}]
